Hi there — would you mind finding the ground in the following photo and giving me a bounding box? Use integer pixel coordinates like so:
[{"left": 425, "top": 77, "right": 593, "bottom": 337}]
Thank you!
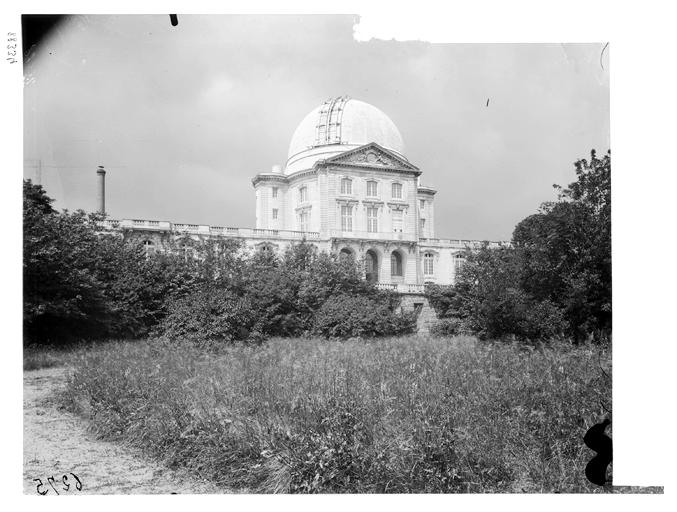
[{"left": 23, "top": 367, "right": 225, "bottom": 495}]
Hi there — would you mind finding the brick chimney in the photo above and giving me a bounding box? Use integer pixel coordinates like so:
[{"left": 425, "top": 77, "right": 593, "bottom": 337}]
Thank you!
[{"left": 96, "top": 165, "right": 106, "bottom": 214}]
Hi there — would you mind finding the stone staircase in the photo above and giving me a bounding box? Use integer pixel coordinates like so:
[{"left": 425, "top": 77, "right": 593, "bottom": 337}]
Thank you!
[{"left": 399, "top": 293, "right": 438, "bottom": 334}]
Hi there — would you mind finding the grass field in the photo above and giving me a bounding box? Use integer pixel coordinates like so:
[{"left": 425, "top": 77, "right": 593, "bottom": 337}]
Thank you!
[{"left": 59, "top": 335, "right": 612, "bottom": 493}]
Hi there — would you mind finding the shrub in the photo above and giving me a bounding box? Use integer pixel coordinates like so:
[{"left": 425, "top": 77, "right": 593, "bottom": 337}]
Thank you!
[
  {"left": 311, "top": 293, "right": 416, "bottom": 338},
  {"left": 429, "top": 317, "right": 464, "bottom": 337},
  {"left": 154, "top": 287, "right": 258, "bottom": 345}
]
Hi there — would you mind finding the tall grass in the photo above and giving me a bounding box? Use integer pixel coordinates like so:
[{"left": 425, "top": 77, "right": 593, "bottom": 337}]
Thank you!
[{"left": 61, "top": 336, "right": 611, "bottom": 493}]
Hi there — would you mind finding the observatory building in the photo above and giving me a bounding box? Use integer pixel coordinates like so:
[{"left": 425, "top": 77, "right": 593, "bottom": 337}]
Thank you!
[{"left": 103, "top": 96, "right": 501, "bottom": 291}]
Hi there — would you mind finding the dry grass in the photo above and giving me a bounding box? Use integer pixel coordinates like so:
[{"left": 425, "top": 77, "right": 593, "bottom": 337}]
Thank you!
[{"left": 61, "top": 335, "right": 612, "bottom": 493}]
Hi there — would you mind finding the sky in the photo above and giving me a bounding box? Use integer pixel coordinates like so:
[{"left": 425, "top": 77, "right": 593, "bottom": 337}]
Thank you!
[{"left": 23, "top": 14, "right": 610, "bottom": 241}]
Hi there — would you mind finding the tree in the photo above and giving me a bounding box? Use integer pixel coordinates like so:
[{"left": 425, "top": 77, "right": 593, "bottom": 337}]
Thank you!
[
  {"left": 449, "top": 245, "right": 566, "bottom": 341},
  {"left": 512, "top": 150, "right": 611, "bottom": 341},
  {"left": 24, "top": 180, "right": 114, "bottom": 342}
]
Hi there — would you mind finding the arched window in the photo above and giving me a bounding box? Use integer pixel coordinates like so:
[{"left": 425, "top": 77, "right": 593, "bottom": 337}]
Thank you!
[
  {"left": 339, "top": 248, "right": 354, "bottom": 261},
  {"left": 392, "top": 182, "right": 403, "bottom": 199},
  {"left": 423, "top": 252, "right": 434, "bottom": 276},
  {"left": 340, "top": 178, "right": 353, "bottom": 195},
  {"left": 365, "top": 250, "right": 378, "bottom": 283},
  {"left": 366, "top": 180, "right": 378, "bottom": 197},
  {"left": 391, "top": 251, "right": 403, "bottom": 277}
]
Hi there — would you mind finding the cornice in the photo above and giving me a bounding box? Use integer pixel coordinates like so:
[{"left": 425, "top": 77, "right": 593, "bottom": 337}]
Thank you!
[{"left": 252, "top": 173, "right": 289, "bottom": 186}]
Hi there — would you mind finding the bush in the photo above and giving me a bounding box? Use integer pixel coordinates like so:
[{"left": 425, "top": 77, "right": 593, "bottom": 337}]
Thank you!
[
  {"left": 312, "top": 293, "right": 416, "bottom": 338},
  {"left": 429, "top": 317, "right": 464, "bottom": 337},
  {"left": 154, "top": 287, "right": 258, "bottom": 345}
]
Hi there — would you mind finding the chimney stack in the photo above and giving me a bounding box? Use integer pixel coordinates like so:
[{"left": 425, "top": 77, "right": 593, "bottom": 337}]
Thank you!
[{"left": 96, "top": 165, "right": 106, "bottom": 214}]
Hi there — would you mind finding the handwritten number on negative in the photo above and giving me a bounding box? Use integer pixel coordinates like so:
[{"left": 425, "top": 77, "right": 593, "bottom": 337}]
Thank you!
[
  {"left": 71, "top": 472, "right": 83, "bottom": 491},
  {"left": 34, "top": 473, "right": 82, "bottom": 494},
  {"left": 33, "top": 478, "right": 48, "bottom": 495}
]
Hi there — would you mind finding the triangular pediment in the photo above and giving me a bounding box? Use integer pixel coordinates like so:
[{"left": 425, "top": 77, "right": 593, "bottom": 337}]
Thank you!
[{"left": 324, "top": 143, "right": 419, "bottom": 171}]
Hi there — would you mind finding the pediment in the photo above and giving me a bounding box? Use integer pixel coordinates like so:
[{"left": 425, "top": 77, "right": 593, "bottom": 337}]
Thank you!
[{"left": 324, "top": 143, "right": 419, "bottom": 171}]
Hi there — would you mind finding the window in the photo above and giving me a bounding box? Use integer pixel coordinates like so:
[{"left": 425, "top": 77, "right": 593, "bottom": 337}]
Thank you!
[
  {"left": 142, "top": 239, "right": 155, "bottom": 258},
  {"left": 339, "top": 248, "right": 353, "bottom": 261},
  {"left": 391, "top": 251, "right": 403, "bottom": 277},
  {"left": 340, "top": 178, "right": 352, "bottom": 195},
  {"left": 392, "top": 182, "right": 403, "bottom": 199},
  {"left": 299, "top": 186, "right": 307, "bottom": 203},
  {"left": 180, "top": 243, "right": 193, "bottom": 261},
  {"left": 392, "top": 209, "right": 403, "bottom": 232},
  {"left": 454, "top": 253, "right": 465, "bottom": 273},
  {"left": 424, "top": 253, "right": 434, "bottom": 275},
  {"left": 272, "top": 187, "right": 278, "bottom": 198},
  {"left": 272, "top": 208, "right": 278, "bottom": 220},
  {"left": 298, "top": 211, "right": 309, "bottom": 231},
  {"left": 367, "top": 180, "right": 378, "bottom": 197},
  {"left": 420, "top": 199, "right": 425, "bottom": 210},
  {"left": 341, "top": 205, "right": 353, "bottom": 232},
  {"left": 367, "top": 207, "right": 378, "bottom": 233},
  {"left": 420, "top": 218, "right": 426, "bottom": 233}
]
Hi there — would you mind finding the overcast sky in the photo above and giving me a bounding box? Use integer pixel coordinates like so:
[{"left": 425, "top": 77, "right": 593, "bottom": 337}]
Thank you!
[{"left": 23, "top": 14, "right": 609, "bottom": 241}]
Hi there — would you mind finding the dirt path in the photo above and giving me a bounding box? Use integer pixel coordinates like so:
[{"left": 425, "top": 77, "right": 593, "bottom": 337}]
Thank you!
[{"left": 23, "top": 367, "right": 225, "bottom": 495}]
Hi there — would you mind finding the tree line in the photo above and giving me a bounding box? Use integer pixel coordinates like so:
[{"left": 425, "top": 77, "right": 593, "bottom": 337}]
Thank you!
[
  {"left": 24, "top": 149, "right": 610, "bottom": 345},
  {"left": 426, "top": 150, "right": 611, "bottom": 342}
]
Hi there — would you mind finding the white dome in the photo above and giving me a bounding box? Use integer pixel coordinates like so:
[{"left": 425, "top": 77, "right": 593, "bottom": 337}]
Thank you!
[{"left": 285, "top": 97, "right": 405, "bottom": 174}]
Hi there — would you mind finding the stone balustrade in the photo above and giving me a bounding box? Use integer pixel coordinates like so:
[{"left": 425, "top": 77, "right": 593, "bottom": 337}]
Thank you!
[
  {"left": 99, "top": 218, "right": 320, "bottom": 240},
  {"left": 419, "top": 237, "right": 505, "bottom": 249},
  {"left": 376, "top": 283, "right": 426, "bottom": 294},
  {"left": 329, "top": 230, "right": 417, "bottom": 242}
]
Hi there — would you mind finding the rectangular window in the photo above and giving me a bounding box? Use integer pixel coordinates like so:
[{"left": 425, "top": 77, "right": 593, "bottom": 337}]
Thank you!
[
  {"left": 341, "top": 205, "right": 353, "bottom": 232},
  {"left": 420, "top": 218, "right": 425, "bottom": 233},
  {"left": 272, "top": 187, "right": 278, "bottom": 198},
  {"left": 420, "top": 199, "right": 425, "bottom": 209},
  {"left": 272, "top": 208, "right": 278, "bottom": 220},
  {"left": 298, "top": 211, "right": 309, "bottom": 231},
  {"left": 424, "top": 253, "right": 434, "bottom": 275},
  {"left": 392, "top": 182, "right": 403, "bottom": 199},
  {"left": 299, "top": 186, "right": 307, "bottom": 203},
  {"left": 367, "top": 207, "right": 378, "bottom": 233},
  {"left": 392, "top": 209, "right": 403, "bottom": 232},
  {"left": 454, "top": 255, "right": 465, "bottom": 273},
  {"left": 341, "top": 178, "right": 352, "bottom": 195},
  {"left": 367, "top": 180, "right": 378, "bottom": 197}
]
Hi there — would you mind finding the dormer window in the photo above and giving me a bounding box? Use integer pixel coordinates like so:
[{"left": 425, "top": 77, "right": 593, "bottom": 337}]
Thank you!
[
  {"left": 299, "top": 186, "right": 308, "bottom": 203},
  {"left": 392, "top": 182, "right": 403, "bottom": 199},
  {"left": 340, "top": 178, "right": 352, "bottom": 195},
  {"left": 366, "top": 180, "right": 378, "bottom": 197}
]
